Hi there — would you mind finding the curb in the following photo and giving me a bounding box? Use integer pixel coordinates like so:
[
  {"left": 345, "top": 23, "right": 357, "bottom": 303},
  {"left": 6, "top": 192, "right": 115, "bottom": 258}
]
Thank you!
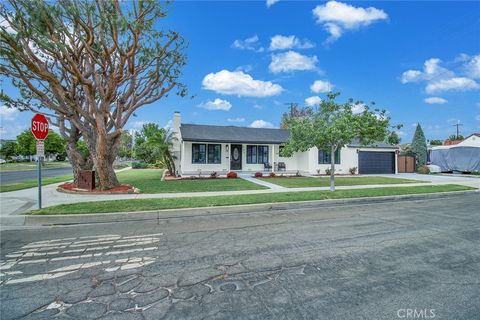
[{"left": 8, "top": 189, "right": 478, "bottom": 227}]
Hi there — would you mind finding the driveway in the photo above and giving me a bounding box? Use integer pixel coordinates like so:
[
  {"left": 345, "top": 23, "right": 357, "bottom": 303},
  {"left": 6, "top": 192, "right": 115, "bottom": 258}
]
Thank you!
[
  {"left": 1, "top": 194, "right": 479, "bottom": 319},
  {"left": 0, "top": 167, "right": 73, "bottom": 184}
]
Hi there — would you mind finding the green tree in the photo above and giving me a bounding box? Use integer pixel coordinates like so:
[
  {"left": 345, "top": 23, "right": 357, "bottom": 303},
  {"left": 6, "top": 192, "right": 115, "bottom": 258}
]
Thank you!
[
  {"left": 387, "top": 131, "right": 401, "bottom": 145},
  {"left": 429, "top": 139, "right": 443, "bottom": 146},
  {"left": 133, "top": 123, "right": 176, "bottom": 174},
  {"left": 1, "top": 0, "right": 187, "bottom": 189},
  {"left": 280, "top": 103, "right": 314, "bottom": 129},
  {"left": 411, "top": 124, "right": 427, "bottom": 166},
  {"left": 282, "top": 93, "right": 393, "bottom": 191},
  {"left": 0, "top": 141, "right": 18, "bottom": 159},
  {"left": 118, "top": 131, "right": 133, "bottom": 159},
  {"left": 448, "top": 134, "right": 464, "bottom": 141},
  {"left": 15, "top": 129, "right": 66, "bottom": 157}
]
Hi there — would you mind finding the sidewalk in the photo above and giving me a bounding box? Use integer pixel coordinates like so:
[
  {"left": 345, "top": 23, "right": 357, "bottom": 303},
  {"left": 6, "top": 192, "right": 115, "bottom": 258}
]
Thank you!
[{"left": 1, "top": 173, "right": 478, "bottom": 219}]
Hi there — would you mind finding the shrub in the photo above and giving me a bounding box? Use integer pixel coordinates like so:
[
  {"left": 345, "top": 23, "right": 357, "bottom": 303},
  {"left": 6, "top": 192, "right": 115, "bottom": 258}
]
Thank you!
[
  {"left": 417, "top": 165, "right": 430, "bottom": 174},
  {"left": 226, "top": 171, "right": 237, "bottom": 178},
  {"left": 316, "top": 169, "right": 321, "bottom": 175},
  {"left": 325, "top": 168, "right": 334, "bottom": 175},
  {"left": 132, "top": 161, "right": 147, "bottom": 169},
  {"left": 269, "top": 172, "right": 276, "bottom": 177},
  {"left": 254, "top": 172, "right": 263, "bottom": 178},
  {"left": 295, "top": 170, "right": 301, "bottom": 177},
  {"left": 349, "top": 167, "right": 357, "bottom": 175},
  {"left": 210, "top": 171, "right": 218, "bottom": 179}
]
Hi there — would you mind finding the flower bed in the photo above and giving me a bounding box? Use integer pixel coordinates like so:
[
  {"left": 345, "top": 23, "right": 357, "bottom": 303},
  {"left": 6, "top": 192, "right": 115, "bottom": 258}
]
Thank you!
[{"left": 57, "top": 182, "right": 139, "bottom": 194}]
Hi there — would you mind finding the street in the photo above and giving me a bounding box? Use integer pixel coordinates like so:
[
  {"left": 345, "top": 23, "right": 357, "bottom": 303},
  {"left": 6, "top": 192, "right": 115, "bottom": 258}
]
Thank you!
[
  {"left": 1, "top": 194, "right": 479, "bottom": 319},
  {"left": 0, "top": 167, "right": 73, "bottom": 184}
]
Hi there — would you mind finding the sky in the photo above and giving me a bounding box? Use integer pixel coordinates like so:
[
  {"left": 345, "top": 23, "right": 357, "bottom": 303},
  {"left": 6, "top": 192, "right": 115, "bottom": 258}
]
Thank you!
[{"left": 1, "top": 0, "right": 480, "bottom": 143}]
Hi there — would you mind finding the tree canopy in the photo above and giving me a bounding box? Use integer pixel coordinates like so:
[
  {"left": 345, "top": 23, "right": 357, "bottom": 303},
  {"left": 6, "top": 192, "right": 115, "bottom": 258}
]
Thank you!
[
  {"left": 0, "top": 0, "right": 187, "bottom": 188},
  {"left": 282, "top": 93, "right": 395, "bottom": 191},
  {"left": 15, "top": 129, "right": 66, "bottom": 156}
]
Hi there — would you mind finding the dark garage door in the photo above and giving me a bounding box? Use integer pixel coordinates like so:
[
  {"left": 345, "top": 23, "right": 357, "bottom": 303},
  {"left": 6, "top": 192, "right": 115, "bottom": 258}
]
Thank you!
[{"left": 358, "top": 151, "right": 395, "bottom": 174}]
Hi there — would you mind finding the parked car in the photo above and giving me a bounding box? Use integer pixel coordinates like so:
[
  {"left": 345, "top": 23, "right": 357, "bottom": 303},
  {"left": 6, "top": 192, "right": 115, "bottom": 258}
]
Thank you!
[{"left": 0, "top": 159, "right": 6, "bottom": 164}]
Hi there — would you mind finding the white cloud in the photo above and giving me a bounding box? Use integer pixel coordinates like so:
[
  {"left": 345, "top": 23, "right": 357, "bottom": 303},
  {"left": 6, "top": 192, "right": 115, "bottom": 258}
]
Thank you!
[
  {"left": 463, "top": 54, "right": 480, "bottom": 79},
  {"left": 131, "top": 120, "right": 148, "bottom": 130},
  {"left": 426, "top": 77, "right": 480, "bottom": 94},
  {"left": 269, "top": 51, "right": 318, "bottom": 73},
  {"left": 199, "top": 98, "right": 232, "bottom": 111},
  {"left": 305, "top": 96, "right": 322, "bottom": 107},
  {"left": 424, "top": 97, "right": 448, "bottom": 104},
  {"left": 227, "top": 117, "right": 245, "bottom": 123},
  {"left": 202, "top": 70, "right": 283, "bottom": 98},
  {"left": 269, "top": 35, "right": 315, "bottom": 51},
  {"left": 250, "top": 120, "right": 274, "bottom": 128},
  {"left": 351, "top": 103, "right": 366, "bottom": 114},
  {"left": 0, "top": 105, "right": 19, "bottom": 121},
  {"left": 266, "top": 0, "right": 280, "bottom": 8},
  {"left": 231, "top": 35, "right": 264, "bottom": 52},
  {"left": 312, "top": 1, "right": 388, "bottom": 43},
  {"left": 310, "top": 80, "right": 334, "bottom": 93},
  {"left": 401, "top": 58, "right": 454, "bottom": 84},
  {"left": 400, "top": 70, "right": 422, "bottom": 84}
]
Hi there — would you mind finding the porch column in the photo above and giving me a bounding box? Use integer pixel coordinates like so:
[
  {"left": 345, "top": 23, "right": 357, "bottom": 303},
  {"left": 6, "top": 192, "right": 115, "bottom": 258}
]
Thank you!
[{"left": 271, "top": 144, "right": 275, "bottom": 172}]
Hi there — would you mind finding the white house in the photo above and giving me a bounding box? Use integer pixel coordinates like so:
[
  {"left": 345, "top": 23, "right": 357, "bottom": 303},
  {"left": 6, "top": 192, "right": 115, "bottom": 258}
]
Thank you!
[{"left": 170, "top": 112, "right": 399, "bottom": 176}]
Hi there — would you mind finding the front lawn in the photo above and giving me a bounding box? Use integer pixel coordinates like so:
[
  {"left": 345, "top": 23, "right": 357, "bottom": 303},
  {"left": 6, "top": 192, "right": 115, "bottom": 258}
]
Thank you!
[
  {"left": 117, "top": 169, "right": 266, "bottom": 193},
  {"left": 259, "top": 176, "right": 425, "bottom": 188},
  {"left": 29, "top": 184, "right": 474, "bottom": 215}
]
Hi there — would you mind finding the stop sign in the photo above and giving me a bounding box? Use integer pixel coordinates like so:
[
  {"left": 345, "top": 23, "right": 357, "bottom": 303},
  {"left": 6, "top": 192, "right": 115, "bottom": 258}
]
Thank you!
[{"left": 31, "top": 113, "right": 49, "bottom": 140}]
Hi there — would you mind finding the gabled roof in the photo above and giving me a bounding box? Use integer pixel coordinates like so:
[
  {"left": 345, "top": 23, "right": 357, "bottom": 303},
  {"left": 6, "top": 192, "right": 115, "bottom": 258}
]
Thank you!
[{"left": 180, "top": 124, "right": 290, "bottom": 144}]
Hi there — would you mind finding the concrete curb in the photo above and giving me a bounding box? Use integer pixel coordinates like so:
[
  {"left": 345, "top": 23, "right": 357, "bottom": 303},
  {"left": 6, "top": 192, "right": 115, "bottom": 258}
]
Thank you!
[{"left": 7, "top": 189, "right": 477, "bottom": 227}]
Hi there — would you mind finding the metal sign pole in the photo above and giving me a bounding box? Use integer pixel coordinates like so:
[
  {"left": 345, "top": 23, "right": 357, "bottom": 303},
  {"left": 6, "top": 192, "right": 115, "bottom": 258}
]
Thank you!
[{"left": 38, "top": 155, "right": 42, "bottom": 209}]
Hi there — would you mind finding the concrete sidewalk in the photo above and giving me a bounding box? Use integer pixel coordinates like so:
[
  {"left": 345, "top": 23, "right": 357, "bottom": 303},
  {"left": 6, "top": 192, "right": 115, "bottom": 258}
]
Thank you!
[{"left": 1, "top": 173, "right": 478, "bottom": 219}]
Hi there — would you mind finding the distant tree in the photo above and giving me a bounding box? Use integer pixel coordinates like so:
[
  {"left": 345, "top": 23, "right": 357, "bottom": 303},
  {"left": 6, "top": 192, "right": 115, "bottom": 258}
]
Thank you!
[
  {"left": 133, "top": 123, "right": 176, "bottom": 174},
  {"left": 387, "top": 131, "right": 401, "bottom": 145},
  {"left": 411, "top": 124, "right": 427, "bottom": 166},
  {"left": 280, "top": 103, "right": 314, "bottom": 128},
  {"left": 282, "top": 93, "right": 393, "bottom": 191},
  {"left": 429, "top": 139, "right": 443, "bottom": 146},
  {"left": 448, "top": 134, "right": 464, "bottom": 141},
  {"left": 118, "top": 131, "right": 133, "bottom": 159},
  {"left": 0, "top": 141, "right": 18, "bottom": 159},
  {"left": 15, "top": 130, "right": 66, "bottom": 157}
]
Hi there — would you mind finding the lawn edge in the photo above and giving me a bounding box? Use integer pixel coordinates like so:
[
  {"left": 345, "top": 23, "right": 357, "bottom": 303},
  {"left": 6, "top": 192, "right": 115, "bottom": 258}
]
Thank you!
[{"left": 14, "top": 188, "right": 478, "bottom": 226}]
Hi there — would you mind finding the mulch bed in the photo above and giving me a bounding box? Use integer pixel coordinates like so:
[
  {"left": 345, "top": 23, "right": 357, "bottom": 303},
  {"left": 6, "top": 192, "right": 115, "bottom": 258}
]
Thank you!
[{"left": 57, "top": 182, "right": 139, "bottom": 194}]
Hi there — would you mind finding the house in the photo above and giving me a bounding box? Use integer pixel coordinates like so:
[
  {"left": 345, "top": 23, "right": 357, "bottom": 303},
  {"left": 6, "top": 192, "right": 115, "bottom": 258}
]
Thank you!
[
  {"left": 429, "top": 133, "right": 480, "bottom": 172},
  {"left": 170, "top": 112, "right": 399, "bottom": 176}
]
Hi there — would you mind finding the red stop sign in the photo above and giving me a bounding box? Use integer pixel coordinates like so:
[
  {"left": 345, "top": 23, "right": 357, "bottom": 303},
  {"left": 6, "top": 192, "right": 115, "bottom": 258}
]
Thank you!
[{"left": 31, "top": 113, "right": 49, "bottom": 140}]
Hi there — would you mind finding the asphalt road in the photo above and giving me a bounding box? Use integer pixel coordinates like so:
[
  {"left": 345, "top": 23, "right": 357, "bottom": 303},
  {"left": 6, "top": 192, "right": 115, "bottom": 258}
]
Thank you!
[
  {"left": 1, "top": 194, "right": 479, "bottom": 319},
  {"left": 0, "top": 167, "right": 73, "bottom": 184}
]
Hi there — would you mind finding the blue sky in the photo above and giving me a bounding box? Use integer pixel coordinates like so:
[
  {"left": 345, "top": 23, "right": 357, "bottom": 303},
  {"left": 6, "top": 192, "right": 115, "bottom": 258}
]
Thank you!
[{"left": 1, "top": 0, "right": 479, "bottom": 143}]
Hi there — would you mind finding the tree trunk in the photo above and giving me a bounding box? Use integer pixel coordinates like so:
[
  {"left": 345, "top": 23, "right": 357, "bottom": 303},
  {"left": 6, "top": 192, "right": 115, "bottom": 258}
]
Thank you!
[
  {"left": 330, "top": 145, "right": 336, "bottom": 192},
  {"left": 90, "top": 134, "right": 120, "bottom": 189},
  {"left": 66, "top": 142, "right": 93, "bottom": 186},
  {"left": 166, "top": 151, "right": 176, "bottom": 176}
]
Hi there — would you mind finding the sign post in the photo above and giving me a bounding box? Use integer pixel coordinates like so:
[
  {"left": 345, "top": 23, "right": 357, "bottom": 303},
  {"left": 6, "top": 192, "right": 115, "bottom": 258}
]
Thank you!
[{"left": 31, "top": 114, "right": 49, "bottom": 209}]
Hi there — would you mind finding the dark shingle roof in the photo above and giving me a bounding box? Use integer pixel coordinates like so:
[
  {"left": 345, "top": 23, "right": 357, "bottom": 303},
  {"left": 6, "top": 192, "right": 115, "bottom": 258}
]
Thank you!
[
  {"left": 180, "top": 123, "right": 398, "bottom": 149},
  {"left": 180, "top": 124, "right": 289, "bottom": 144}
]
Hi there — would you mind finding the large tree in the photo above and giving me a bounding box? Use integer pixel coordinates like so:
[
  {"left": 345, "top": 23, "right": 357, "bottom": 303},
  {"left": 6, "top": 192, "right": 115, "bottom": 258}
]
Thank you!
[
  {"left": 0, "top": 140, "right": 17, "bottom": 159},
  {"left": 282, "top": 93, "right": 395, "bottom": 191},
  {"left": 411, "top": 124, "right": 427, "bottom": 166},
  {"left": 280, "top": 103, "right": 314, "bottom": 129},
  {"left": 0, "top": 0, "right": 187, "bottom": 188}
]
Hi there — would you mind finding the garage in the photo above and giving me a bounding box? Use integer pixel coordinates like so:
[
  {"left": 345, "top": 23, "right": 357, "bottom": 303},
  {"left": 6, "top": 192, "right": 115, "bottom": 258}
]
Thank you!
[{"left": 358, "top": 151, "right": 396, "bottom": 174}]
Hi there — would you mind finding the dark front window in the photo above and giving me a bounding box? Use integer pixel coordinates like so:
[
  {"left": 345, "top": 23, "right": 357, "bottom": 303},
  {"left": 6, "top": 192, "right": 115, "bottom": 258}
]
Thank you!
[
  {"left": 208, "top": 144, "right": 221, "bottom": 164},
  {"left": 257, "top": 146, "right": 269, "bottom": 164},
  {"left": 246, "top": 145, "right": 257, "bottom": 164},
  {"left": 318, "top": 148, "right": 341, "bottom": 164},
  {"left": 192, "top": 144, "right": 206, "bottom": 164}
]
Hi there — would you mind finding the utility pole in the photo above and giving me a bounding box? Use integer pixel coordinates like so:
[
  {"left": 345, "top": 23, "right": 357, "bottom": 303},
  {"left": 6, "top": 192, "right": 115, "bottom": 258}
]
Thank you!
[{"left": 452, "top": 123, "right": 463, "bottom": 139}]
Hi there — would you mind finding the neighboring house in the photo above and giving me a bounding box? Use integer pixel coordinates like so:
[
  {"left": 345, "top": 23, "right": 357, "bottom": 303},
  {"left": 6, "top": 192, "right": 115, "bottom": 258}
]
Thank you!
[
  {"left": 170, "top": 112, "right": 399, "bottom": 176},
  {"left": 429, "top": 133, "right": 480, "bottom": 172}
]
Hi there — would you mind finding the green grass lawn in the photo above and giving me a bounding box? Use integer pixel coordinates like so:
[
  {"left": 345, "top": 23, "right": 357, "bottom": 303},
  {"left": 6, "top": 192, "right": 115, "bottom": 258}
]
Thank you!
[
  {"left": 259, "top": 176, "right": 425, "bottom": 188},
  {"left": 0, "top": 161, "right": 72, "bottom": 172},
  {"left": 0, "top": 174, "right": 73, "bottom": 193},
  {"left": 28, "top": 184, "right": 474, "bottom": 215},
  {"left": 116, "top": 169, "right": 266, "bottom": 193}
]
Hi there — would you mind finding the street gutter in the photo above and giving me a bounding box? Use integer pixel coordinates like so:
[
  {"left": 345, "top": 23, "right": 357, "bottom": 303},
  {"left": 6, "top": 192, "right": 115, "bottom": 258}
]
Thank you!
[{"left": 3, "top": 189, "right": 478, "bottom": 227}]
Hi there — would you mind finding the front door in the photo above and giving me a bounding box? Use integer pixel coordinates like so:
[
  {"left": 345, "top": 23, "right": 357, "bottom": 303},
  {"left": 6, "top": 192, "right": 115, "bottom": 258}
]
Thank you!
[{"left": 230, "top": 144, "right": 242, "bottom": 170}]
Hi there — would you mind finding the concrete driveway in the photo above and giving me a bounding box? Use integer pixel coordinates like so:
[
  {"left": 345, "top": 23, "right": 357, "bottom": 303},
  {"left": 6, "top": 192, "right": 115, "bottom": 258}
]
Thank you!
[{"left": 1, "top": 194, "right": 479, "bottom": 319}]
